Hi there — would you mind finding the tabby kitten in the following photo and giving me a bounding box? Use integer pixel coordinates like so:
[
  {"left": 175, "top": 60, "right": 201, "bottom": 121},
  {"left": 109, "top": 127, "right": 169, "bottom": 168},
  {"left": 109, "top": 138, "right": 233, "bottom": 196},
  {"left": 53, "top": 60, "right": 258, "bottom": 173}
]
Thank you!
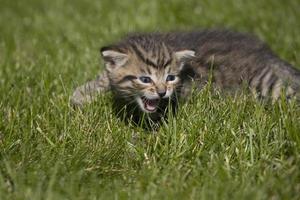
[{"left": 71, "top": 30, "right": 300, "bottom": 125}]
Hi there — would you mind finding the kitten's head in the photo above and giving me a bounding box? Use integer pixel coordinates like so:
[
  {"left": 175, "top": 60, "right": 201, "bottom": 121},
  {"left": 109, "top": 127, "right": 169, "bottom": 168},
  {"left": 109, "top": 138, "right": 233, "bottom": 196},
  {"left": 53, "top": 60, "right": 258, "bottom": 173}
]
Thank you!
[{"left": 100, "top": 35, "right": 195, "bottom": 114}]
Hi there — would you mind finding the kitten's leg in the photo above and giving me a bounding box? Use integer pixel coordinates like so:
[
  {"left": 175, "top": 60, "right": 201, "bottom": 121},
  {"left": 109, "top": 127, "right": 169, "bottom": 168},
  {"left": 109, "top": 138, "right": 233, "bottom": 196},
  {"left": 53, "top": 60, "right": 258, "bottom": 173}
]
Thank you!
[{"left": 71, "top": 71, "right": 110, "bottom": 106}]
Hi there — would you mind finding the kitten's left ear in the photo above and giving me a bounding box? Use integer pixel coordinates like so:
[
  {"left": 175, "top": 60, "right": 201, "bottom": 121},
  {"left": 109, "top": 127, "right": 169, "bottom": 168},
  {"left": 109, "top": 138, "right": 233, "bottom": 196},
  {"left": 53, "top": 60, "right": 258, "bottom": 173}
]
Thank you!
[
  {"left": 100, "top": 46, "right": 128, "bottom": 72},
  {"left": 175, "top": 50, "right": 195, "bottom": 70}
]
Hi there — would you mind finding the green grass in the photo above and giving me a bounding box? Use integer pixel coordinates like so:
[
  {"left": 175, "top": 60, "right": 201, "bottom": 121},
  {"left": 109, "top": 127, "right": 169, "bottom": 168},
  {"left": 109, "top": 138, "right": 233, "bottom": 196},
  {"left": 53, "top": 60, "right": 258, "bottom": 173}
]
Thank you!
[{"left": 1, "top": 0, "right": 300, "bottom": 199}]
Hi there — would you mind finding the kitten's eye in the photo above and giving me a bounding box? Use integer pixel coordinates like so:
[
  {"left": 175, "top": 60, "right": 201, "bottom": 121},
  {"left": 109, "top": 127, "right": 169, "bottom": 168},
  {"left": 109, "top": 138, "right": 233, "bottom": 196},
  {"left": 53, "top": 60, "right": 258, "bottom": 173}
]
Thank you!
[
  {"left": 166, "top": 75, "right": 176, "bottom": 82},
  {"left": 139, "top": 76, "right": 152, "bottom": 83}
]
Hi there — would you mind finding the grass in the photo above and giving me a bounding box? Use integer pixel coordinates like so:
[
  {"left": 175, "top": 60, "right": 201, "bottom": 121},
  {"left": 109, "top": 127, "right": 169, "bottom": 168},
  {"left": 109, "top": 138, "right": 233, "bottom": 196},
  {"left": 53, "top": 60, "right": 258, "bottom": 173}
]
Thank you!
[{"left": 0, "top": 0, "right": 300, "bottom": 199}]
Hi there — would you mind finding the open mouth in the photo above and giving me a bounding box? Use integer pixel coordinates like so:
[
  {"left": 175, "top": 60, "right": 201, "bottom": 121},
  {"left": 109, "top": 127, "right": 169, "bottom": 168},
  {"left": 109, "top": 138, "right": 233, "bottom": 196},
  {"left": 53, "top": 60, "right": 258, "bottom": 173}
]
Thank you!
[{"left": 140, "top": 96, "right": 160, "bottom": 113}]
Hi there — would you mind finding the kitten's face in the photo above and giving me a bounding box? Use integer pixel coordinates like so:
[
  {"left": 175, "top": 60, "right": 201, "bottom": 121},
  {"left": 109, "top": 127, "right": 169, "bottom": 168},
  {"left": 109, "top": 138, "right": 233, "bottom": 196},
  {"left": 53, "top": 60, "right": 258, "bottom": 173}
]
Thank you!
[
  {"left": 134, "top": 68, "right": 179, "bottom": 113},
  {"left": 101, "top": 43, "right": 194, "bottom": 113}
]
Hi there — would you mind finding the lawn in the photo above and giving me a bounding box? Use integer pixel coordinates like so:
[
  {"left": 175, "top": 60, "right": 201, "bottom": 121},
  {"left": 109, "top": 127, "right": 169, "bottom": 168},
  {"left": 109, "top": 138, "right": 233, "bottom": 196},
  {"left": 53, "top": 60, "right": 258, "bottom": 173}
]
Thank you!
[{"left": 0, "top": 0, "right": 300, "bottom": 199}]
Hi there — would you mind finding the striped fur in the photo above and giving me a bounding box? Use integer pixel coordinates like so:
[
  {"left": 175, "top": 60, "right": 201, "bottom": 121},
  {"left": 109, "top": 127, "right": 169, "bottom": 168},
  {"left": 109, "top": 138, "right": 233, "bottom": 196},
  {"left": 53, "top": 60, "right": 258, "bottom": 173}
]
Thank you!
[{"left": 71, "top": 30, "right": 300, "bottom": 126}]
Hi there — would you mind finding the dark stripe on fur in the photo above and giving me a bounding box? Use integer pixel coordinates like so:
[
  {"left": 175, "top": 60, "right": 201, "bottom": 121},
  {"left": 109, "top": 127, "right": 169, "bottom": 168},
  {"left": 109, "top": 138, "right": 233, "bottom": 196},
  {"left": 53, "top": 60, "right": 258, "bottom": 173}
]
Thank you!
[
  {"left": 131, "top": 44, "right": 157, "bottom": 68},
  {"left": 256, "top": 68, "right": 271, "bottom": 93},
  {"left": 117, "top": 75, "right": 137, "bottom": 84}
]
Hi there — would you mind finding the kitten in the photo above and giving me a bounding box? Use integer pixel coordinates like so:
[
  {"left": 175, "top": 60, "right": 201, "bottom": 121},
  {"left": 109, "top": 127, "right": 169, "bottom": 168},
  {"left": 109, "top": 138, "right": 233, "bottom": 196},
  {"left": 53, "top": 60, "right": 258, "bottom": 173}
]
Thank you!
[{"left": 71, "top": 30, "right": 300, "bottom": 126}]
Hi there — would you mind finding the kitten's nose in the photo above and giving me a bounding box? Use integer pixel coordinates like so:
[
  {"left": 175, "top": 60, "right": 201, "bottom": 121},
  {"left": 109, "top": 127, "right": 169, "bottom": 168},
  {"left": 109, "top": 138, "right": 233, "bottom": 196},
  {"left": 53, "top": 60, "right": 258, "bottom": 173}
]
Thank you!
[{"left": 157, "top": 91, "right": 166, "bottom": 98}]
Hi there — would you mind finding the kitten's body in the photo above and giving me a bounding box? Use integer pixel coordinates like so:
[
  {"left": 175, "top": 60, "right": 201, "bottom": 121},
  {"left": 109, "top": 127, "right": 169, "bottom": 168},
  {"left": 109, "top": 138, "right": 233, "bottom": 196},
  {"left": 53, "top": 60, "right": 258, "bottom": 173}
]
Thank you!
[
  {"left": 71, "top": 30, "right": 300, "bottom": 126},
  {"left": 163, "top": 31, "right": 300, "bottom": 98}
]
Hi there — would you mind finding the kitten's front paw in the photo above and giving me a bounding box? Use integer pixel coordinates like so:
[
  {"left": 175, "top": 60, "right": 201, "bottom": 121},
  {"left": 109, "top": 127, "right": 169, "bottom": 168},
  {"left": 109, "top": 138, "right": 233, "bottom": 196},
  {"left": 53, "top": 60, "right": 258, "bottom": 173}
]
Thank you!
[{"left": 70, "top": 88, "right": 91, "bottom": 107}]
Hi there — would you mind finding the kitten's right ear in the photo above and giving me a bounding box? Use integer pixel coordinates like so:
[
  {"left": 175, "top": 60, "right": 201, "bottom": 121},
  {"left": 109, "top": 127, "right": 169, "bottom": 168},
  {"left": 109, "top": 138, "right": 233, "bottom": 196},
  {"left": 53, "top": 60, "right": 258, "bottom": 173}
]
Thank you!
[{"left": 100, "top": 47, "right": 128, "bottom": 72}]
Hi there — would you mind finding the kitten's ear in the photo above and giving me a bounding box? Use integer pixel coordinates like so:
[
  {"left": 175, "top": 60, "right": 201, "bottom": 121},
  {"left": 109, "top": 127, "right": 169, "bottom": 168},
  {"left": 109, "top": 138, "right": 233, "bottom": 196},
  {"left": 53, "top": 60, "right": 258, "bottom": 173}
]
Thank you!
[
  {"left": 100, "top": 47, "right": 128, "bottom": 72},
  {"left": 175, "top": 50, "right": 195, "bottom": 70}
]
